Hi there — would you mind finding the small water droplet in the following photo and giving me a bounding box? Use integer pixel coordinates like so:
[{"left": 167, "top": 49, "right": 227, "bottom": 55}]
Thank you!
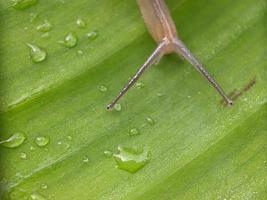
[
  {"left": 82, "top": 156, "right": 89, "bottom": 163},
  {"left": 187, "top": 95, "right": 191, "bottom": 99},
  {"left": 36, "top": 20, "right": 53, "bottom": 32},
  {"left": 29, "top": 13, "right": 38, "bottom": 22},
  {"left": 86, "top": 31, "right": 98, "bottom": 41},
  {"left": 35, "top": 136, "right": 49, "bottom": 147},
  {"left": 0, "top": 133, "right": 26, "bottom": 148},
  {"left": 99, "top": 85, "right": 107, "bottom": 92},
  {"left": 77, "top": 50, "right": 83, "bottom": 55},
  {"left": 104, "top": 150, "right": 113, "bottom": 158},
  {"left": 41, "top": 183, "right": 48, "bottom": 190},
  {"left": 114, "top": 103, "right": 122, "bottom": 112},
  {"left": 41, "top": 32, "right": 50, "bottom": 39},
  {"left": 129, "top": 128, "right": 139, "bottom": 136},
  {"left": 12, "top": 0, "right": 38, "bottom": 10},
  {"left": 67, "top": 135, "right": 72, "bottom": 141},
  {"left": 76, "top": 18, "right": 86, "bottom": 28},
  {"left": 57, "top": 141, "right": 62, "bottom": 145},
  {"left": 30, "top": 192, "right": 46, "bottom": 200},
  {"left": 20, "top": 152, "right": 27, "bottom": 159},
  {"left": 136, "top": 82, "right": 145, "bottom": 89},
  {"left": 113, "top": 145, "right": 150, "bottom": 173},
  {"left": 24, "top": 26, "right": 29, "bottom": 30},
  {"left": 27, "top": 43, "right": 47, "bottom": 63},
  {"left": 146, "top": 117, "right": 155, "bottom": 126},
  {"left": 157, "top": 92, "right": 164, "bottom": 97},
  {"left": 30, "top": 145, "right": 36, "bottom": 151},
  {"left": 60, "top": 32, "right": 78, "bottom": 48}
]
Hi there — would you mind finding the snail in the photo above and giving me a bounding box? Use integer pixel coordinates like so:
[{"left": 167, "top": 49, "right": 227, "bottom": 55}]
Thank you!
[{"left": 107, "top": 0, "right": 233, "bottom": 109}]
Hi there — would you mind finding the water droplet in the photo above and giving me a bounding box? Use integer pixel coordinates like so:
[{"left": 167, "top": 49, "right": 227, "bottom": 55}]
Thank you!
[
  {"left": 27, "top": 43, "right": 47, "bottom": 63},
  {"left": 30, "top": 145, "right": 36, "bottom": 151},
  {"left": 0, "top": 133, "right": 26, "bottom": 148},
  {"left": 77, "top": 50, "right": 83, "bottom": 55},
  {"left": 29, "top": 13, "right": 38, "bottom": 22},
  {"left": 76, "top": 18, "right": 86, "bottom": 28},
  {"left": 35, "top": 136, "right": 49, "bottom": 147},
  {"left": 99, "top": 85, "right": 107, "bottom": 92},
  {"left": 67, "top": 135, "right": 72, "bottom": 141},
  {"left": 104, "top": 150, "right": 113, "bottom": 158},
  {"left": 146, "top": 117, "right": 155, "bottom": 126},
  {"left": 82, "top": 156, "right": 89, "bottom": 163},
  {"left": 113, "top": 145, "right": 150, "bottom": 173},
  {"left": 41, "top": 32, "right": 50, "bottom": 39},
  {"left": 60, "top": 32, "right": 78, "bottom": 48},
  {"left": 57, "top": 141, "right": 62, "bottom": 145},
  {"left": 20, "top": 152, "right": 27, "bottom": 159},
  {"left": 86, "top": 31, "right": 98, "bottom": 41},
  {"left": 41, "top": 183, "right": 48, "bottom": 190},
  {"left": 129, "top": 128, "right": 139, "bottom": 136},
  {"left": 114, "top": 103, "right": 122, "bottom": 112},
  {"left": 30, "top": 192, "right": 46, "bottom": 200},
  {"left": 157, "top": 92, "right": 164, "bottom": 97},
  {"left": 136, "top": 82, "right": 145, "bottom": 89},
  {"left": 12, "top": 0, "right": 38, "bottom": 10},
  {"left": 36, "top": 20, "right": 53, "bottom": 32}
]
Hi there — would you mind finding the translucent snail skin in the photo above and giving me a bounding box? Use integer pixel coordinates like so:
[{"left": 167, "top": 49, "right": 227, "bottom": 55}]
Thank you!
[{"left": 107, "top": 0, "right": 233, "bottom": 109}]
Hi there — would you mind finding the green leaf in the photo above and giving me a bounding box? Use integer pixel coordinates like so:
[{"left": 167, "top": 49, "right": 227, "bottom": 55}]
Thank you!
[{"left": 0, "top": 0, "right": 266, "bottom": 199}]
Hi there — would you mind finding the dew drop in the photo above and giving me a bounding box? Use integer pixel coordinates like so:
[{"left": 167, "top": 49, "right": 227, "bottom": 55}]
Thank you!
[
  {"left": 113, "top": 145, "right": 150, "bottom": 173},
  {"left": 156, "top": 92, "right": 164, "bottom": 97},
  {"left": 30, "top": 192, "right": 46, "bottom": 200},
  {"left": 29, "top": 13, "right": 38, "bottom": 22},
  {"left": 104, "top": 150, "right": 113, "bottom": 158},
  {"left": 146, "top": 117, "right": 155, "bottom": 126},
  {"left": 20, "top": 152, "right": 27, "bottom": 159},
  {"left": 67, "top": 135, "right": 72, "bottom": 141},
  {"left": 136, "top": 82, "right": 145, "bottom": 89},
  {"left": 41, "top": 183, "right": 48, "bottom": 190},
  {"left": 0, "top": 133, "right": 26, "bottom": 148},
  {"left": 86, "top": 31, "right": 98, "bottom": 41},
  {"left": 60, "top": 32, "right": 78, "bottom": 48},
  {"left": 36, "top": 20, "right": 53, "bottom": 32},
  {"left": 27, "top": 43, "right": 47, "bottom": 63},
  {"left": 35, "top": 136, "right": 49, "bottom": 147},
  {"left": 77, "top": 50, "right": 83, "bottom": 55},
  {"left": 30, "top": 145, "right": 36, "bottom": 151},
  {"left": 82, "top": 156, "right": 89, "bottom": 163},
  {"left": 99, "top": 85, "right": 107, "bottom": 92},
  {"left": 12, "top": 0, "right": 38, "bottom": 10},
  {"left": 76, "top": 18, "right": 86, "bottom": 28},
  {"left": 41, "top": 32, "right": 50, "bottom": 39},
  {"left": 114, "top": 103, "right": 122, "bottom": 112},
  {"left": 129, "top": 128, "right": 139, "bottom": 136}
]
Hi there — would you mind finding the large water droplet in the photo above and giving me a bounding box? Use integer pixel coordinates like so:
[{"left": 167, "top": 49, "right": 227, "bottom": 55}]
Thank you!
[
  {"left": 60, "top": 32, "right": 78, "bottom": 48},
  {"left": 12, "top": 0, "right": 38, "bottom": 10},
  {"left": 35, "top": 136, "right": 50, "bottom": 147},
  {"left": 114, "top": 103, "right": 122, "bottom": 112},
  {"left": 0, "top": 133, "right": 26, "bottom": 148},
  {"left": 113, "top": 145, "right": 150, "bottom": 173},
  {"left": 27, "top": 44, "right": 47, "bottom": 63},
  {"left": 76, "top": 18, "right": 86, "bottom": 28},
  {"left": 30, "top": 192, "right": 46, "bottom": 200},
  {"left": 36, "top": 20, "right": 53, "bottom": 32},
  {"left": 129, "top": 128, "right": 139, "bottom": 136},
  {"left": 86, "top": 31, "right": 98, "bottom": 41}
]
